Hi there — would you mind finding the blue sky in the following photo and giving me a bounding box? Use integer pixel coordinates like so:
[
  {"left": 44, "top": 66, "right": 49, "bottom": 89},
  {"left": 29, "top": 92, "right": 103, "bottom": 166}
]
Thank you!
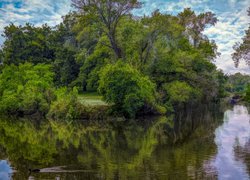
[{"left": 0, "top": 0, "right": 249, "bottom": 74}]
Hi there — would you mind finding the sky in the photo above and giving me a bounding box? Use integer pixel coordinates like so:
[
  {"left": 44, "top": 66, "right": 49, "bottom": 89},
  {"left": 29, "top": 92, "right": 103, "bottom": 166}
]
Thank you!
[{"left": 0, "top": 0, "right": 249, "bottom": 74}]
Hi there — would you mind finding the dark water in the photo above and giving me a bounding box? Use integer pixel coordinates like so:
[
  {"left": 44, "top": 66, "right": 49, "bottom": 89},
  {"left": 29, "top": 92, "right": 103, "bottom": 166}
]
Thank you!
[{"left": 0, "top": 105, "right": 249, "bottom": 179}]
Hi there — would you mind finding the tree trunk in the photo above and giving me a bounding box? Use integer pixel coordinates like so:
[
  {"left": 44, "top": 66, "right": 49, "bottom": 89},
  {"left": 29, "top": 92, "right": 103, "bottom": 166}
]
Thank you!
[{"left": 110, "top": 38, "right": 122, "bottom": 59}]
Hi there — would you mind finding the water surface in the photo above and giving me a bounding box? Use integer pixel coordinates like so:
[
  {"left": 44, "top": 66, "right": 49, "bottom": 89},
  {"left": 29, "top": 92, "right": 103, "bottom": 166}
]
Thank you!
[
  {"left": 0, "top": 105, "right": 249, "bottom": 179},
  {"left": 209, "top": 105, "right": 250, "bottom": 180}
]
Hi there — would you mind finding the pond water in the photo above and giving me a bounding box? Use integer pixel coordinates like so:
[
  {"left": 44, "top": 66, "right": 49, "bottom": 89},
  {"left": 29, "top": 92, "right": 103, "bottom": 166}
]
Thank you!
[{"left": 0, "top": 105, "right": 249, "bottom": 179}]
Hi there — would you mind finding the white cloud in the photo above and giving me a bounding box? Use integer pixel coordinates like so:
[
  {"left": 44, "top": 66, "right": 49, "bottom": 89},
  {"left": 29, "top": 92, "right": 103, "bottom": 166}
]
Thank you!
[
  {"left": 204, "top": 4, "right": 249, "bottom": 74},
  {"left": 216, "top": 53, "right": 250, "bottom": 75},
  {"left": 0, "top": 0, "right": 72, "bottom": 45}
]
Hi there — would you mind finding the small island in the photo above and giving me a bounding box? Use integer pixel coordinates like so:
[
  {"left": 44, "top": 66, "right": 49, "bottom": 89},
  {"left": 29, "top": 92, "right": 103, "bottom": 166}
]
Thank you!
[{"left": 0, "top": 0, "right": 249, "bottom": 179}]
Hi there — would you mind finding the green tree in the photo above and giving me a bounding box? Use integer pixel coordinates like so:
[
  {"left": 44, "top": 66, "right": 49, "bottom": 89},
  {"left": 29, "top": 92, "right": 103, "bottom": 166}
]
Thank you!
[
  {"left": 164, "top": 81, "right": 198, "bottom": 103},
  {"left": 1, "top": 15, "right": 81, "bottom": 87},
  {"left": 0, "top": 63, "right": 54, "bottom": 115},
  {"left": 54, "top": 47, "right": 80, "bottom": 86},
  {"left": 98, "top": 62, "right": 162, "bottom": 117},
  {"left": 2, "top": 23, "right": 55, "bottom": 65},
  {"left": 0, "top": 4, "right": 228, "bottom": 117},
  {"left": 232, "top": 8, "right": 250, "bottom": 67},
  {"left": 227, "top": 73, "right": 250, "bottom": 93},
  {"left": 73, "top": 39, "right": 112, "bottom": 92},
  {"left": 178, "top": 8, "right": 218, "bottom": 54},
  {"left": 52, "top": 12, "right": 81, "bottom": 86},
  {"left": 72, "top": 0, "right": 142, "bottom": 59}
]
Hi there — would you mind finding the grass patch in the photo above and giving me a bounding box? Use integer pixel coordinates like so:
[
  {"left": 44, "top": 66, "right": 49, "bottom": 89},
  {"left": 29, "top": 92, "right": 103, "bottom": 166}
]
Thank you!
[{"left": 78, "top": 92, "right": 108, "bottom": 106}]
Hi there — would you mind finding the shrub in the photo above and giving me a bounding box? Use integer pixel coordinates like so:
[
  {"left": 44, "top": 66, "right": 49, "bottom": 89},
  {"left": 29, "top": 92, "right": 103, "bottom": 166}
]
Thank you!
[
  {"left": 47, "top": 87, "right": 109, "bottom": 121},
  {"left": 0, "top": 63, "right": 54, "bottom": 115},
  {"left": 47, "top": 87, "right": 82, "bottom": 120},
  {"left": 163, "top": 81, "right": 199, "bottom": 103},
  {"left": 98, "top": 62, "right": 164, "bottom": 118}
]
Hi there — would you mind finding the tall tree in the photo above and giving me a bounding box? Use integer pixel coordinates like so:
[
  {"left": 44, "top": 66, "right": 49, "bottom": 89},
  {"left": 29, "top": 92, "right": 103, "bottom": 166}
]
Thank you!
[
  {"left": 71, "top": 0, "right": 142, "bottom": 59},
  {"left": 2, "top": 23, "right": 55, "bottom": 65},
  {"left": 178, "top": 8, "right": 218, "bottom": 60},
  {"left": 232, "top": 8, "right": 250, "bottom": 67}
]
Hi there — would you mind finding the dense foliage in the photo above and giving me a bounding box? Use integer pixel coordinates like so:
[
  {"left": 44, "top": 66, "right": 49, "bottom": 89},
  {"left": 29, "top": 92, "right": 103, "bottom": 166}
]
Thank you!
[
  {"left": 226, "top": 73, "right": 250, "bottom": 94},
  {"left": 47, "top": 87, "right": 82, "bottom": 120},
  {"left": 0, "top": 0, "right": 230, "bottom": 118},
  {"left": 224, "top": 73, "right": 250, "bottom": 103},
  {"left": 99, "top": 62, "right": 164, "bottom": 117},
  {"left": 0, "top": 63, "right": 54, "bottom": 115}
]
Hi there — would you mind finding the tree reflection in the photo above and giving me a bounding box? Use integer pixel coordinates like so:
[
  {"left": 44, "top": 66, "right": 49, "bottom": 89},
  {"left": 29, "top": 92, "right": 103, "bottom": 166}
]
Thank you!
[{"left": 0, "top": 106, "right": 223, "bottom": 179}]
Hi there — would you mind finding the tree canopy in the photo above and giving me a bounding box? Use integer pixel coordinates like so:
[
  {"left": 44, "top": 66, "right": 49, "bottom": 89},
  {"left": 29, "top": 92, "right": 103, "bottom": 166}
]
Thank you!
[{"left": 0, "top": 2, "right": 229, "bottom": 118}]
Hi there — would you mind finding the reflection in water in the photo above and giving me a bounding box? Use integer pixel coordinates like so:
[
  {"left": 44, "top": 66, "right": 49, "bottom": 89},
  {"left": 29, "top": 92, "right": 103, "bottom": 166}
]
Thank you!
[
  {"left": 210, "top": 105, "right": 250, "bottom": 180},
  {"left": 0, "top": 160, "right": 12, "bottom": 180},
  {"left": 0, "top": 105, "right": 249, "bottom": 179}
]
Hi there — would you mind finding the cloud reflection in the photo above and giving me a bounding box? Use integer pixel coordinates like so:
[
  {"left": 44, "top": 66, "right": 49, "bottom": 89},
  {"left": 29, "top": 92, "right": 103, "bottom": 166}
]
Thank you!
[
  {"left": 211, "top": 105, "right": 250, "bottom": 179},
  {"left": 0, "top": 160, "right": 13, "bottom": 180}
]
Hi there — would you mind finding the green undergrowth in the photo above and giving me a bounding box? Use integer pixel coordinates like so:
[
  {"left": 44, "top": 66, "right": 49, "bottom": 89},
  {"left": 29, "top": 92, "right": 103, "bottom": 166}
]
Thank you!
[
  {"left": 78, "top": 92, "right": 108, "bottom": 106},
  {"left": 48, "top": 90, "right": 109, "bottom": 121}
]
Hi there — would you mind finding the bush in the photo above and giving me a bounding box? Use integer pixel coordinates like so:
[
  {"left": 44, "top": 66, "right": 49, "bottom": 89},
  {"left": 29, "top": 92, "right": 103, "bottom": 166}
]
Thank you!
[
  {"left": 98, "top": 62, "right": 164, "bottom": 118},
  {"left": 47, "top": 87, "right": 83, "bottom": 120},
  {"left": 163, "top": 81, "right": 199, "bottom": 103},
  {"left": 0, "top": 63, "right": 54, "bottom": 115},
  {"left": 47, "top": 87, "right": 109, "bottom": 121}
]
